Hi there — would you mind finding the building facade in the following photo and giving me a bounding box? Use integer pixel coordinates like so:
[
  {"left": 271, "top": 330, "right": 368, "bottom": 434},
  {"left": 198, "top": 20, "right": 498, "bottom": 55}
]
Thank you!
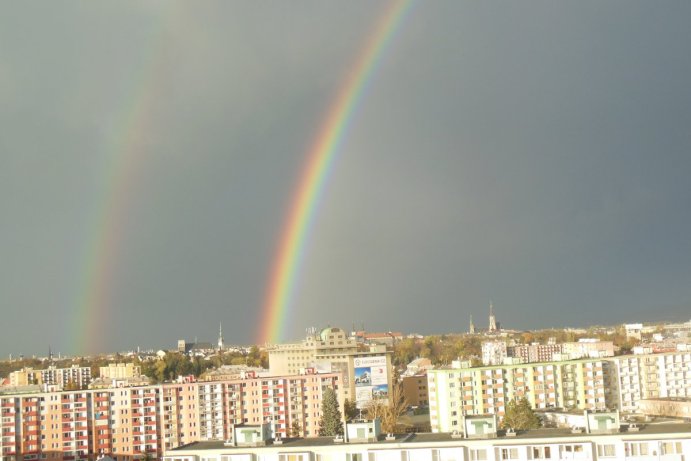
[
  {"left": 508, "top": 344, "right": 564, "bottom": 363},
  {"left": 267, "top": 327, "right": 392, "bottom": 408},
  {"left": 613, "top": 350, "right": 691, "bottom": 413},
  {"left": 8, "top": 366, "right": 91, "bottom": 389},
  {"left": 481, "top": 342, "right": 507, "bottom": 366},
  {"left": 427, "top": 358, "right": 612, "bottom": 433},
  {"left": 401, "top": 374, "right": 429, "bottom": 407},
  {"left": 428, "top": 349, "right": 691, "bottom": 433},
  {"left": 0, "top": 370, "right": 342, "bottom": 461},
  {"left": 98, "top": 363, "right": 141, "bottom": 380},
  {"left": 163, "top": 422, "right": 691, "bottom": 461}
]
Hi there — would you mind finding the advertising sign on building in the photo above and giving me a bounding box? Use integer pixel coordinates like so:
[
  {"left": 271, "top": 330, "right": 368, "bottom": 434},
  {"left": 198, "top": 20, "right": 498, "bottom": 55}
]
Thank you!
[
  {"left": 311, "top": 361, "right": 350, "bottom": 386},
  {"left": 353, "top": 356, "right": 388, "bottom": 408}
]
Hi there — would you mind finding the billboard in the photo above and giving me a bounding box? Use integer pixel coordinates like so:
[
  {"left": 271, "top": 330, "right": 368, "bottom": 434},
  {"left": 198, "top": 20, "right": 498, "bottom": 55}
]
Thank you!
[
  {"left": 353, "top": 356, "right": 388, "bottom": 408},
  {"left": 311, "top": 361, "right": 350, "bottom": 386}
]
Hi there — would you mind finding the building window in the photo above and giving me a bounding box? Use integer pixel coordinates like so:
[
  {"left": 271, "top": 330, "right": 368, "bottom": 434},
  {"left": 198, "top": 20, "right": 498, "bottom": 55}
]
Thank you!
[
  {"left": 560, "top": 445, "right": 584, "bottom": 456},
  {"left": 469, "top": 449, "right": 487, "bottom": 461},
  {"left": 625, "top": 442, "right": 648, "bottom": 456},
  {"left": 500, "top": 448, "right": 518, "bottom": 460},
  {"left": 530, "top": 446, "right": 551, "bottom": 459},
  {"left": 279, "top": 455, "right": 309, "bottom": 461},
  {"left": 596, "top": 444, "right": 616, "bottom": 458},
  {"left": 660, "top": 442, "right": 682, "bottom": 455}
]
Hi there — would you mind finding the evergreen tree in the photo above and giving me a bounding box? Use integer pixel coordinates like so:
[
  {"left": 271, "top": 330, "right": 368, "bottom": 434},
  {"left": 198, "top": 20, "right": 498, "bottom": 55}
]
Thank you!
[
  {"left": 502, "top": 397, "right": 541, "bottom": 430},
  {"left": 318, "top": 388, "right": 344, "bottom": 436}
]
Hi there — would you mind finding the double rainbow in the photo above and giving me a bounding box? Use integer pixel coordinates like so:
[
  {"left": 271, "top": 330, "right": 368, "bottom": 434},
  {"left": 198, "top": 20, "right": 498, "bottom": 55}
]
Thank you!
[{"left": 257, "top": 0, "right": 414, "bottom": 344}]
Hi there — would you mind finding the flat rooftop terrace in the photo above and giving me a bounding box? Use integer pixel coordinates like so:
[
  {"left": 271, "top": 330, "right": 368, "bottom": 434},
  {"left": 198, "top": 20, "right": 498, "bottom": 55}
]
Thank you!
[{"left": 171, "top": 422, "right": 691, "bottom": 452}]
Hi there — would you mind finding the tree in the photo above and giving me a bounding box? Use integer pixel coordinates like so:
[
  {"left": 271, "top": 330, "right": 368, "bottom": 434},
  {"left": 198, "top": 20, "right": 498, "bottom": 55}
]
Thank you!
[
  {"left": 343, "top": 399, "right": 359, "bottom": 421},
  {"left": 502, "top": 397, "right": 541, "bottom": 430},
  {"left": 63, "top": 380, "right": 80, "bottom": 391},
  {"left": 290, "top": 419, "right": 302, "bottom": 437},
  {"left": 318, "top": 388, "right": 343, "bottom": 436},
  {"left": 363, "top": 373, "right": 409, "bottom": 434}
]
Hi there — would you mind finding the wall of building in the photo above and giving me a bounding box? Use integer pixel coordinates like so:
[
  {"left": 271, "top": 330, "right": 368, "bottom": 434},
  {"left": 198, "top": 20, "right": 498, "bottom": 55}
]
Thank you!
[
  {"left": 401, "top": 374, "right": 429, "bottom": 407},
  {"left": 0, "top": 371, "right": 343, "bottom": 461},
  {"left": 164, "top": 426, "right": 691, "bottom": 461},
  {"left": 268, "top": 327, "right": 392, "bottom": 407}
]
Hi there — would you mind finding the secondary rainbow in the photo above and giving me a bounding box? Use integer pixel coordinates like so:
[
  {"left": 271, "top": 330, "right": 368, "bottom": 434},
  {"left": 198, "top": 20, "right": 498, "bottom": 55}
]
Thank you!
[
  {"left": 258, "top": 0, "right": 414, "bottom": 344},
  {"left": 68, "top": 9, "right": 176, "bottom": 355}
]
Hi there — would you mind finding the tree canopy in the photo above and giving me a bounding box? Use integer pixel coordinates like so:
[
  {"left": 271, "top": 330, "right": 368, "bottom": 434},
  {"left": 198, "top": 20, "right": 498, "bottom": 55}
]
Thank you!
[
  {"left": 502, "top": 397, "right": 541, "bottom": 430},
  {"left": 343, "top": 399, "right": 359, "bottom": 422},
  {"left": 364, "top": 374, "right": 408, "bottom": 434}
]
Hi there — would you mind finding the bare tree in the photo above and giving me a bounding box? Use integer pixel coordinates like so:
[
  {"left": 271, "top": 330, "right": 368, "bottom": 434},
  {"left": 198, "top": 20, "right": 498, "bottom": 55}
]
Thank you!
[{"left": 363, "top": 369, "right": 409, "bottom": 434}]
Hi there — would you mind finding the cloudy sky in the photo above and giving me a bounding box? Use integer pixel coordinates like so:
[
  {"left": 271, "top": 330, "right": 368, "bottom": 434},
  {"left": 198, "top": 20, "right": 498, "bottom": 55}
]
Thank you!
[{"left": 1, "top": 1, "right": 690, "bottom": 356}]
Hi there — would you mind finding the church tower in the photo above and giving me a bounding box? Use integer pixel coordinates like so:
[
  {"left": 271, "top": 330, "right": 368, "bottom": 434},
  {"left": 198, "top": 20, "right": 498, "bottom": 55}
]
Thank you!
[
  {"left": 488, "top": 302, "right": 497, "bottom": 333},
  {"left": 218, "top": 322, "right": 224, "bottom": 350},
  {"left": 469, "top": 314, "right": 475, "bottom": 334}
]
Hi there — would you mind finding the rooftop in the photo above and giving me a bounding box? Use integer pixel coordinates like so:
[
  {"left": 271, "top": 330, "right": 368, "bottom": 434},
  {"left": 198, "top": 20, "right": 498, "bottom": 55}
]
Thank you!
[{"left": 171, "top": 423, "right": 691, "bottom": 452}]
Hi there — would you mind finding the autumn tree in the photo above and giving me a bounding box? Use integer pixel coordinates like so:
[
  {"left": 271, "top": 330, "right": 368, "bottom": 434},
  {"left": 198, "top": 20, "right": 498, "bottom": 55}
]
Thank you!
[
  {"left": 502, "top": 397, "right": 541, "bottom": 430},
  {"left": 364, "top": 371, "right": 409, "bottom": 434},
  {"left": 343, "top": 399, "right": 359, "bottom": 421},
  {"left": 318, "top": 388, "right": 343, "bottom": 436},
  {"left": 290, "top": 420, "right": 302, "bottom": 437}
]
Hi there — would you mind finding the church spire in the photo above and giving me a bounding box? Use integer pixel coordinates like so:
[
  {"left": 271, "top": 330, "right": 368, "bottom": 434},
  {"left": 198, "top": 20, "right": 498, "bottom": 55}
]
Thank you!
[
  {"left": 218, "top": 322, "right": 224, "bottom": 350},
  {"left": 488, "top": 301, "right": 497, "bottom": 333},
  {"left": 469, "top": 314, "right": 475, "bottom": 334}
]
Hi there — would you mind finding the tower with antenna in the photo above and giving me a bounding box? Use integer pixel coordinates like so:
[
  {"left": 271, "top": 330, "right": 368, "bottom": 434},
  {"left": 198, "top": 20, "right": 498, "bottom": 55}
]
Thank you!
[
  {"left": 488, "top": 302, "right": 497, "bottom": 333},
  {"left": 218, "top": 322, "right": 224, "bottom": 351}
]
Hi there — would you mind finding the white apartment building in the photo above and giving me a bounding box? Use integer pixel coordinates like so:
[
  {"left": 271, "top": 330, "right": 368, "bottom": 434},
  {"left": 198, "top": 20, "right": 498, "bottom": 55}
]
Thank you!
[
  {"left": 164, "top": 419, "right": 691, "bottom": 461},
  {"left": 8, "top": 365, "right": 91, "bottom": 389},
  {"left": 428, "top": 359, "right": 612, "bottom": 433},
  {"left": 613, "top": 350, "right": 691, "bottom": 413},
  {"left": 429, "top": 349, "right": 691, "bottom": 432},
  {"left": 561, "top": 340, "right": 614, "bottom": 360},
  {"left": 481, "top": 342, "right": 507, "bottom": 366}
]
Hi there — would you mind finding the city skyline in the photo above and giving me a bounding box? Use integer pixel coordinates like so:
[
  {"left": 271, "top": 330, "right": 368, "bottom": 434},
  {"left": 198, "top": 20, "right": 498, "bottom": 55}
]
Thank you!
[{"left": 2, "top": 1, "right": 691, "bottom": 355}]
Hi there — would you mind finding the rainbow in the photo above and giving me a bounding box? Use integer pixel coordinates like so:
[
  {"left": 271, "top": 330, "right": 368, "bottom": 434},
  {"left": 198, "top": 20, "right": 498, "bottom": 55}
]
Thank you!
[
  {"left": 68, "top": 10, "right": 175, "bottom": 355},
  {"left": 258, "top": 0, "right": 414, "bottom": 344}
]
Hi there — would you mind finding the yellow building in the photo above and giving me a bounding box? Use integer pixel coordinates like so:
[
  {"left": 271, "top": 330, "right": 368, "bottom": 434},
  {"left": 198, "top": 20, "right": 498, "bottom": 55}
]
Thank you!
[
  {"left": 8, "top": 368, "right": 42, "bottom": 386},
  {"left": 99, "top": 363, "right": 141, "bottom": 379}
]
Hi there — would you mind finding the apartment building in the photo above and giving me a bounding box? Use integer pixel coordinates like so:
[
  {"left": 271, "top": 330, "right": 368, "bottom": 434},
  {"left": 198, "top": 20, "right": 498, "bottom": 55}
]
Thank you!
[
  {"left": 427, "top": 358, "right": 612, "bottom": 433},
  {"left": 164, "top": 419, "right": 691, "bottom": 461},
  {"left": 428, "top": 349, "right": 691, "bottom": 432},
  {"left": 401, "top": 373, "right": 429, "bottom": 407},
  {"left": 98, "top": 363, "right": 141, "bottom": 380},
  {"left": 8, "top": 366, "right": 91, "bottom": 389},
  {"left": 481, "top": 342, "right": 507, "bottom": 366},
  {"left": 561, "top": 340, "right": 614, "bottom": 360},
  {"left": 509, "top": 343, "right": 563, "bottom": 363},
  {"left": 267, "top": 327, "right": 392, "bottom": 408},
  {"left": 613, "top": 350, "right": 691, "bottom": 413},
  {"left": 8, "top": 369, "right": 41, "bottom": 387},
  {"left": 0, "top": 370, "right": 342, "bottom": 461},
  {"left": 46, "top": 366, "right": 91, "bottom": 389}
]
